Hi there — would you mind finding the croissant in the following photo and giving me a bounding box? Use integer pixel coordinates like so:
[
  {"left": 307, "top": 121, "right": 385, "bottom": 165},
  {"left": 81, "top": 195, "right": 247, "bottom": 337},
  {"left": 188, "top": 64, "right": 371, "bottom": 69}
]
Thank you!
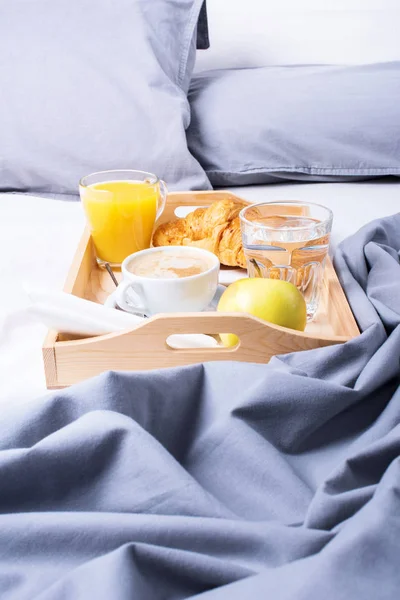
[{"left": 152, "top": 199, "right": 247, "bottom": 268}]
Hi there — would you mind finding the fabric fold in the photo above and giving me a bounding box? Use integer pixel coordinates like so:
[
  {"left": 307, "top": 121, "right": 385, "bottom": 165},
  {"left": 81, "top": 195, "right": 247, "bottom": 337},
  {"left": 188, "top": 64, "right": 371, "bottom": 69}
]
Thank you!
[{"left": 0, "top": 213, "right": 399, "bottom": 599}]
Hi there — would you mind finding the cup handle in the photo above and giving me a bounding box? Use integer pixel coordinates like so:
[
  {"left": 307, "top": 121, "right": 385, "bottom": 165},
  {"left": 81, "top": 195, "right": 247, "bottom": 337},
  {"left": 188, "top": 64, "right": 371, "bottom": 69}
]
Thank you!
[
  {"left": 156, "top": 180, "right": 168, "bottom": 220},
  {"left": 115, "top": 280, "right": 147, "bottom": 315}
]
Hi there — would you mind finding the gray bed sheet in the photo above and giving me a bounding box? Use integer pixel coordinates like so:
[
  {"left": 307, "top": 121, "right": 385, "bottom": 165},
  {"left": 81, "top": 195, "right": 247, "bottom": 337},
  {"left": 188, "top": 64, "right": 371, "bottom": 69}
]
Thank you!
[{"left": 0, "top": 213, "right": 399, "bottom": 599}]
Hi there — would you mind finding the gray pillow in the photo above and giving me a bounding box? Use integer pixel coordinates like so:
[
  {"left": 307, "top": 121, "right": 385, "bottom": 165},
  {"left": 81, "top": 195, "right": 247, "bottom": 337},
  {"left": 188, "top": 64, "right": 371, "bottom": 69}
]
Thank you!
[
  {"left": 188, "top": 63, "right": 400, "bottom": 186},
  {"left": 196, "top": 1, "right": 210, "bottom": 50},
  {"left": 0, "top": 0, "right": 210, "bottom": 195}
]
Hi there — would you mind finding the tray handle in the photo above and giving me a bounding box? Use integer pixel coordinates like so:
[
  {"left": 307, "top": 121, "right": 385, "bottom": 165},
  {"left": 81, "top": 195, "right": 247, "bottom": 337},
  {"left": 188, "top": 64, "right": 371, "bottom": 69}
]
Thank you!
[{"left": 57, "top": 312, "right": 347, "bottom": 362}]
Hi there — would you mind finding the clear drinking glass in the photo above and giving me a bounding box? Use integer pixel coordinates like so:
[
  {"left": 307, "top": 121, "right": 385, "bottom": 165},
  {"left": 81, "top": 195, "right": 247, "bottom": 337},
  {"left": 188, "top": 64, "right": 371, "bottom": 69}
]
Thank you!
[
  {"left": 239, "top": 201, "right": 333, "bottom": 320},
  {"left": 79, "top": 169, "right": 167, "bottom": 268}
]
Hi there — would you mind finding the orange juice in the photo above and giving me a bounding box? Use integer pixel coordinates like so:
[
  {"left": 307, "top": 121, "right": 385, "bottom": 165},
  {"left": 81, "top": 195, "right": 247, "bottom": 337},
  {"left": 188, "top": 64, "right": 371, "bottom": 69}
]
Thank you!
[{"left": 81, "top": 180, "right": 159, "bottom": 264}]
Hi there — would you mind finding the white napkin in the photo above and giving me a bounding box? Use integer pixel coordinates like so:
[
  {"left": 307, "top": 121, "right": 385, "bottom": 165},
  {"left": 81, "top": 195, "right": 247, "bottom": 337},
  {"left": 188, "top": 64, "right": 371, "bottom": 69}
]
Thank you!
[
  {"left": 24, "top": 287, "right": 218, "bottom": 349},
  {"left": 25, "top": 287, "right": 142, "bottom": 335}
]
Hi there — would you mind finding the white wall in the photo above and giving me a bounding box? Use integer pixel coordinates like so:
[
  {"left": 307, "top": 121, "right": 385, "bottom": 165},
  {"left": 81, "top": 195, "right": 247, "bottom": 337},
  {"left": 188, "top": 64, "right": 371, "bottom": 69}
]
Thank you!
[{"left": 195, "top": 0, "right": 400, "bottom": 72}]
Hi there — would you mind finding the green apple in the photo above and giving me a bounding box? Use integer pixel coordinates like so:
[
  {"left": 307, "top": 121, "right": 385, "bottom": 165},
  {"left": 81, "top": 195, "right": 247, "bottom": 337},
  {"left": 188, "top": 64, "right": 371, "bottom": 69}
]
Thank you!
[{"left": 217, "top": 278, "right": 307, "bottom": 347}]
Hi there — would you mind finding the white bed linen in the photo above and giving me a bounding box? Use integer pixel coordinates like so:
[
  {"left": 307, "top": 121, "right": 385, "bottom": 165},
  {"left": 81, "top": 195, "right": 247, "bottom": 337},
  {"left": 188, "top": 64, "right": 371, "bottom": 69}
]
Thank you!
[
  {"left": 0, "top": 196, "right": 84, "bottom": 407},
  {"left": 227, "top": 180, "right": 400, "bottom": 251},
  {"left": 0, "top": 182, "right": 399, "bottom": 407}
]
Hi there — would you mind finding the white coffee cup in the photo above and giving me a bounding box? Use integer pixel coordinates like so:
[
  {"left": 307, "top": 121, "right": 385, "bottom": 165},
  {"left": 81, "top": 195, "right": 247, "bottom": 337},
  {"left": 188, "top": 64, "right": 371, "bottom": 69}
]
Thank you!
[{"left": 115, "top": 246, "right": 220, "bottom": 315}]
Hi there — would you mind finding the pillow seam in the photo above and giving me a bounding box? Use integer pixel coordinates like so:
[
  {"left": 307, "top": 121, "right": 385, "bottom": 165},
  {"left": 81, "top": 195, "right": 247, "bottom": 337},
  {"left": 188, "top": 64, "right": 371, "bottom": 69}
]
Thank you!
[
  {"left": 205, "top": 167, "right": 400, "bottom": 175},
  {"left": 177, "top": 0, "right": 203, "bottom": 88}
]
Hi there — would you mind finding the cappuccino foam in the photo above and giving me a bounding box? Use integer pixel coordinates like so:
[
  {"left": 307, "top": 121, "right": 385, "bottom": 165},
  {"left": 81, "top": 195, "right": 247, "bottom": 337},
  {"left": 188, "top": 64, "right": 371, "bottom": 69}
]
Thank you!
[{"left": 128, "top": 250, "right": 212, "bottom": 279}]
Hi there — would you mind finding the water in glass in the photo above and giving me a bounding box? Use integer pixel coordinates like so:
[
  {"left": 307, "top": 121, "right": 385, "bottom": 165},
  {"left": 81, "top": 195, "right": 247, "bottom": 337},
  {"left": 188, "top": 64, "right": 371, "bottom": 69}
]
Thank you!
[{"left": 240, "top": 204, "right": 332, "bottom": 320}]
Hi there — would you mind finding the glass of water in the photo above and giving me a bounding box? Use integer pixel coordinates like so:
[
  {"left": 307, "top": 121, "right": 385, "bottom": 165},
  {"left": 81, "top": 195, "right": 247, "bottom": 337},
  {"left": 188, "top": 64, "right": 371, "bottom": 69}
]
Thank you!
[{"left": 239, "top": 201, "right": 333, "bottom": 320}]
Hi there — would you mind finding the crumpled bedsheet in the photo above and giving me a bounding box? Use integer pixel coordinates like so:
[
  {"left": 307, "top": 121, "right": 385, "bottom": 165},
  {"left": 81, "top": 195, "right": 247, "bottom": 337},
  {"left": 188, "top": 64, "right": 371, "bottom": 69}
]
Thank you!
[{"left": 0, "top": 213, "right": 399, "bottom": 599}]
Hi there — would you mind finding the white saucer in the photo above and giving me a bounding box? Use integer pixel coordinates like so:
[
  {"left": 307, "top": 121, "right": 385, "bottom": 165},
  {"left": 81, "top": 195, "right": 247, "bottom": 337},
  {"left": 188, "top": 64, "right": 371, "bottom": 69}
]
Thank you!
[{"left": 104, "top": 284, "right": 226, "bottom": 316}]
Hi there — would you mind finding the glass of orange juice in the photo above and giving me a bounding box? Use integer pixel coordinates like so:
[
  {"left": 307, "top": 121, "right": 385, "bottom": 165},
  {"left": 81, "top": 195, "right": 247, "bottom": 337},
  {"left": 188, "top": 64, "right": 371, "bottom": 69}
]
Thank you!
[{"left": 79, "top": 170, "right": 167, "bottom": 267}]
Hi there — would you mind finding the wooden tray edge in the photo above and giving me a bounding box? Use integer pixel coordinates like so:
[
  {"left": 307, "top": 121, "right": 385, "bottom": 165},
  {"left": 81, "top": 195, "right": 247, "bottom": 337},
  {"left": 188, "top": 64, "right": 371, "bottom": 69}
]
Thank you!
[
  {"left": 42, "top": 190, "right": 361, "bottom": 388},
  {"left": 52, "top": 311, "right": 352, "bottom": 350}
]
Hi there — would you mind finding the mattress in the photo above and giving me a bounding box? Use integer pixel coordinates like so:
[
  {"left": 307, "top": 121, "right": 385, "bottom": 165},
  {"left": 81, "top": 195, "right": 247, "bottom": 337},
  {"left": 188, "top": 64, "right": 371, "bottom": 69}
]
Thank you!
[{"left": 0, "top": 181, "right": 399, "bottom": 407}]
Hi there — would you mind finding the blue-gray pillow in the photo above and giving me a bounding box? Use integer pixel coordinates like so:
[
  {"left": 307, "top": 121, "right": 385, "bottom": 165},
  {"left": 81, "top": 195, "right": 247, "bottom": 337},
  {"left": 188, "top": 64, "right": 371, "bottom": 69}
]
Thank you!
[
  {"left": 0, "top": 0, "right": 210, "bottom": 195},
  {"left": 188, "top": 63, "right": 400, "bottom": 186}
]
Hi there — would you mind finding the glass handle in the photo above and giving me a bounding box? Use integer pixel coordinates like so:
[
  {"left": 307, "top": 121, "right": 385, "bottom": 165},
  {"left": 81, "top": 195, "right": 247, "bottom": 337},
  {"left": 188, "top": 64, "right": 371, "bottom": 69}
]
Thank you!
[{"left": 157, "top": 180, "right": 168, "bottom": 220}]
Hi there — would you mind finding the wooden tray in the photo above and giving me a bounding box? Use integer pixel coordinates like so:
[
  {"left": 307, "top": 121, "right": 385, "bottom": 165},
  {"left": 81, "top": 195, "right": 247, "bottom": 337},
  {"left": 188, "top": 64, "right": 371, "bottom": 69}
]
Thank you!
[{"left": 43, "top": 191, "right": 360, "bottom": 389}]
